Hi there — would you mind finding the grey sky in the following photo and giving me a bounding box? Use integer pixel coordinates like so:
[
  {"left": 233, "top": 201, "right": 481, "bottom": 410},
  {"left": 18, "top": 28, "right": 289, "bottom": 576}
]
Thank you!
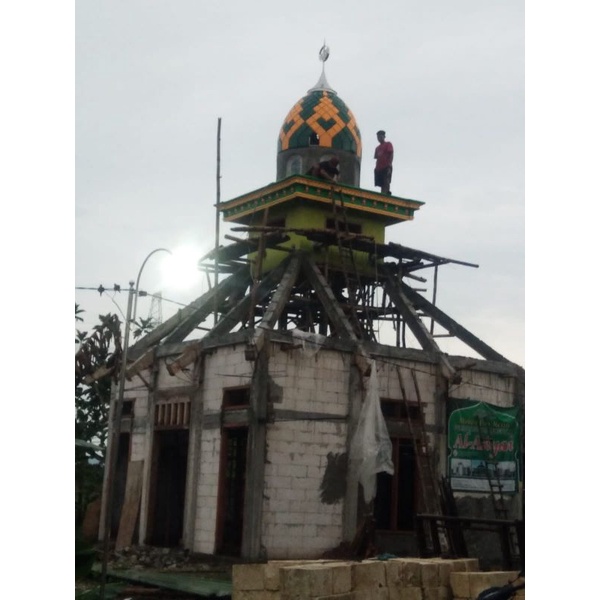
[{"left": 75, "top": 0, "right": 524, "bottom": 365}]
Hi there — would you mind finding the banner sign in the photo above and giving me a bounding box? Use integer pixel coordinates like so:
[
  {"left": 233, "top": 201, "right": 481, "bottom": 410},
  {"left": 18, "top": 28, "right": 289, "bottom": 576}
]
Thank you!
[{"left": 447, "top": 399, "right": 520, "bottom": 494}]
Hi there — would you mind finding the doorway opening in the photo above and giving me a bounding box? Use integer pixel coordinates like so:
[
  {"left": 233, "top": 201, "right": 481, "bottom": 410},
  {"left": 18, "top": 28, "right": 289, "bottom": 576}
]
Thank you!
[
  {"left": 374, "top": 438, "right": 418, "bottom": 531},
  {"left": 147, "top": 429, "right": 189, "bottom": 547},
  {"left": 216, "top": 426, "right": 248, "bottom": 556},
  {"left": 110, "top": 432, "right": 130, "bottom": 538}
]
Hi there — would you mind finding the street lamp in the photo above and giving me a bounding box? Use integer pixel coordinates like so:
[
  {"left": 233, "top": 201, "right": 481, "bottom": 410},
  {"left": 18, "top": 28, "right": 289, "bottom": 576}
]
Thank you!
[
  {"left": 132, "top": 247, "right": 172, "bottom": 326},
  {"left": 99, "top": 247, "right": 171, "bottom": 599}
]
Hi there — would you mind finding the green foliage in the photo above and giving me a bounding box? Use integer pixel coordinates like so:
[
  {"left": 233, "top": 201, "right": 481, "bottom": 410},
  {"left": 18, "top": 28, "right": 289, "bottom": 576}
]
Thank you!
[
  {"left": 75, "top": 306, "right": 123, "bottom": 525},
  {"left": 132, "top": 315, "right": 157, "bottom": 339},
  {"left": 74, "top": 303, "right": 156, "bottom": 524}
]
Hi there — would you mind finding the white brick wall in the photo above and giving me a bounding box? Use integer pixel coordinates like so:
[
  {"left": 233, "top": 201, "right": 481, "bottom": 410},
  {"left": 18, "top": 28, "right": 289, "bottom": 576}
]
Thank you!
[
  {"left": 193, "top": 427, "right": 222, "bottom": 554},
  {"left": 453, "top": 370, "right": 516, "bottom": 407},
  {"left": 262, "top": 420, "right": 347, "bottom": 558},
  {"left": 201, "top": 348, "right": 253, "bottom": 411},
  {"left": 269, "top": 346, "right": 349, "bottom": 415}
]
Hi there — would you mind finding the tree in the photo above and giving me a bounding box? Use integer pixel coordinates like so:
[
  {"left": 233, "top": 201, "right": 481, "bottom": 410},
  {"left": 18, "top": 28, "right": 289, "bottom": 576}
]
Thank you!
[
  {"left": 75, "top": 305, "right": 123, "bottom": 525},
  {"left": 74, "top": 303, "right": 157, "bottom": 525}
]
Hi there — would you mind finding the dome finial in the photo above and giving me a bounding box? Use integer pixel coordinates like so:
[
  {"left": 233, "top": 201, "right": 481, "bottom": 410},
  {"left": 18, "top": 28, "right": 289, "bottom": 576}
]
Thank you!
[
  {"left": 319, "top": 40, "right": 330, "bottom": 64},
  {"left": 308, "top": 41, "right": 335, "bottom": 94}
]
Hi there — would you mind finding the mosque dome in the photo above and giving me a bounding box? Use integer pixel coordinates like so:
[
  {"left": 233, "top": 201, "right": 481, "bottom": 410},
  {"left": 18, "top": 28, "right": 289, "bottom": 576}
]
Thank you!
[{"left": 276, "top": 49, "right": 362, "bottom": 186}]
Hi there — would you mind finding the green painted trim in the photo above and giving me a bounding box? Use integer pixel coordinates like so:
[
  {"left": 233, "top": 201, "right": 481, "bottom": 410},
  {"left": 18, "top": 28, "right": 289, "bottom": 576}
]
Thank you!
[{"left": 220, "top": 176, "right": 423, "bottom": 224}]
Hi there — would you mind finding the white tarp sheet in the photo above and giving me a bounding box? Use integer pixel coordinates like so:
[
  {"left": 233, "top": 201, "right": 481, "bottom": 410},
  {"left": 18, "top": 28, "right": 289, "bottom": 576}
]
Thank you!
[{"left": 349, "top": 360, "right": 394, "bottom": 503}]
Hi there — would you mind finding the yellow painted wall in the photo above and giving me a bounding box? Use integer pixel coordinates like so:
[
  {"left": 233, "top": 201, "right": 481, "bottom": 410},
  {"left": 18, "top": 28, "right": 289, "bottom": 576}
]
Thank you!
[{"left": 249, "top": 201, "right": 387, "bottom": 276}]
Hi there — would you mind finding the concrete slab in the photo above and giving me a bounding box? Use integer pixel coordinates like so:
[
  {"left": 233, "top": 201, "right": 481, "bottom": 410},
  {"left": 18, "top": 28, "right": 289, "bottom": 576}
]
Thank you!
[{"left": 93, "top": 565, "right": 232, "bottom": 598}]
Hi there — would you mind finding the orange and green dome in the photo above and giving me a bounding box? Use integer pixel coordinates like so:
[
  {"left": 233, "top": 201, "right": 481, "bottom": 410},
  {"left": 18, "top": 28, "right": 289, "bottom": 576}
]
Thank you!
[{"left": 278, "top": 88, "right": 362, "bottom": 157}]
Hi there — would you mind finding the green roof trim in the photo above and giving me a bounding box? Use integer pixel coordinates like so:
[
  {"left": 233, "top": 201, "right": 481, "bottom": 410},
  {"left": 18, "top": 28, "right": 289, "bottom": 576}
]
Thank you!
[{"left": 220, "top": 176, "right": 424, "bottom": 224}]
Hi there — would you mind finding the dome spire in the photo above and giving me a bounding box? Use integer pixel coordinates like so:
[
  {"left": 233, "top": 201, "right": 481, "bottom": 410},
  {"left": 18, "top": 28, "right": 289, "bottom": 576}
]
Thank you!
[{"left": 308, "top": 41, "right": 336, "bottom": 94}]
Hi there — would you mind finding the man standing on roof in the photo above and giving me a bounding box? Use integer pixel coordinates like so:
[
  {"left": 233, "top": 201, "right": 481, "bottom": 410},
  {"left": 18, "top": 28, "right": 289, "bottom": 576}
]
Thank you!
[{"left": 374, "top": 130, "right": 394, "bottom": 195}]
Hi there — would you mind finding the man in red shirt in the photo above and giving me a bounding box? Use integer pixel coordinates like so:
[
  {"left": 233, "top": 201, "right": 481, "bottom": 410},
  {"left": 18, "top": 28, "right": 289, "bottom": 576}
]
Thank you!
[{"left": 374, "top": 130, "right": 394, "bottom": 195}]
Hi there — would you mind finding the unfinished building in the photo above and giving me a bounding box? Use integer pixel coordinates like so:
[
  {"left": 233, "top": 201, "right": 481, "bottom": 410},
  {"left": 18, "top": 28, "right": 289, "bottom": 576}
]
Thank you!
[{"left": 99, "top": 58, "right": 524, "bottom": 568}]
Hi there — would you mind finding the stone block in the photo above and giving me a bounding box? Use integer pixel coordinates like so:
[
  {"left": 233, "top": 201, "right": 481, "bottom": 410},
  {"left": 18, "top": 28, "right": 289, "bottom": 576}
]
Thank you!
[
  {"left": 468, "top": 572, "right": 520, "bottom": 599},
  {"left": 264, "top": 563, "right": 281, "bottom": 591},
  {"left": 351, "top": 561, "right": 387, "bottom": 590},
  {"left": 463, "top": 559, "right": 480, "bottom": 572},
  {"left": 397, "top": 560, "right": 422, "bottom": 587},
  {"left": 233, "top": 564, "right": 266, "bottom": 591},
  {"left": 281, "top": 564, "right": 333, "bottom": 599},
  {"left": 388, "top": 586, "right": 423, "bottom": 600},
  {"left": 419, "top": 561, "right": 440, "bottom": 588},
  {"left": 233, "top": 592, "right": 280, "bottom": 600},
  {"left": 422, "top": 586, "right": 450, "bottom": 600},
  {"left": 314, "top": 594, "right": 357, "bottom": 600},
  {"left": 353, "top": 589, "right": 389, "bottom": 600},
  {"left": 384, "top": 559, "right": 403, "bottom": 587},
  {"left": 331, "top": 564, "right": 352, "bottom": 594},
  {"left": 433, "top": 561, "right": 454, "bottom": 586},
  {"left": 449, "top": 573, "right": 470, "bottom": 600}
]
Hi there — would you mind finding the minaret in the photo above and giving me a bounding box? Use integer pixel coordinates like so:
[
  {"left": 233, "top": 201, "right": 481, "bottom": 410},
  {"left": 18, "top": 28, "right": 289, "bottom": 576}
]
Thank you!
[
  {"left": 219, "top": 47, "right": 423, "bottom": 277},
  {"left": 276, "top": 45, "right": 362, "bottom": 187}
]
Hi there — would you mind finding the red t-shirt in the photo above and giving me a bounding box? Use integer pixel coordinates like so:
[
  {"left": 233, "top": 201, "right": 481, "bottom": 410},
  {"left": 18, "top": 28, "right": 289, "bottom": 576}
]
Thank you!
[{"left": 374, "top": 141, "right": 394, "bottom": 170}]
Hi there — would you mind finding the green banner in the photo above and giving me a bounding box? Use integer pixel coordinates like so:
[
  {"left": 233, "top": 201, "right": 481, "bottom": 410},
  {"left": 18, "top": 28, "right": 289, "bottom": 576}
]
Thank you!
[{"left": 447, "top": 399, "right": 520, "bottom": 494}]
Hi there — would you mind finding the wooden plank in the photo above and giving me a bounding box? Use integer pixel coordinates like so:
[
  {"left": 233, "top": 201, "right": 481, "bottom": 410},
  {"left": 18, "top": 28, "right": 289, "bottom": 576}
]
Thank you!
[
  {"left": 400, "top": 281, "right": 510, "bottom": 363},
  {"left": 302, "top": 255, "right": 357, "bottom": 341},
  {"left": 248, "top": 254, "right": 301, "bottom": 356},
  {"left": 115, "top": 460, "right": 144, "bottom": 550},
  {"left": 386, "top": 279, "right": 456, "bottom": 378},
  {"left": 164, "top": 270, "right": 252, "bottom": 344},
  {"left": 241, "top": 348, "right": 268, "bottom": 560},
  {"left": 384, "top": 278, "right": 440, "bottom": 354},
  {"left": 129, "top": 268, "right": 249, "bottom": 354},
  {"left": 203, "top": 256, "right": 291, "bottom": 342}
]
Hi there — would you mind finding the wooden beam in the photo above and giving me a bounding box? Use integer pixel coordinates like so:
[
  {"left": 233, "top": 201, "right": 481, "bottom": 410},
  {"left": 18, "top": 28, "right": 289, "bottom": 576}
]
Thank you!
[
  {"left": 163, "top": 270, "right": 252, "bottom": 344},
  {"left": 400, "top": 282, "right": 510, "bottom": 363},
  {"left": 385, "top": 278, "right": 456, "bottom": 378},
  {"left": 302, "top": 255, "right": 357, "bottom": 341},
  {"left": 165, "top": 341, "right": 202, "bottom": 376},
  {"left": 166, "top": 259, "right": 291, "bottom": 376},
  {"left": 241, "top": 347, "right": 269, "bottom": 560},
  {"left": 384, "top": 279, "right": 440, "bottom": 355},
  {"left": 125, "top": 348, "right": 156, "bottom": 380},
  {"left": 203, "top": 257, "right": 291, "bottom": 342},
  {"left": 115, "top": 460, "right": 144, "bottom": 551},
  {"left": 129, "top": 268, "right": 249, "bottom": 354},
  {"left": 247, "top": 254, "right": 301, "bottom": 358}
]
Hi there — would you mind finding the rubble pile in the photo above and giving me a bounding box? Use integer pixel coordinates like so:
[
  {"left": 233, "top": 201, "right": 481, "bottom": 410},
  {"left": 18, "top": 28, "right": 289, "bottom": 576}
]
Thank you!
[{"left": 108, "top": 546, "right": 233, "bottom": 577}]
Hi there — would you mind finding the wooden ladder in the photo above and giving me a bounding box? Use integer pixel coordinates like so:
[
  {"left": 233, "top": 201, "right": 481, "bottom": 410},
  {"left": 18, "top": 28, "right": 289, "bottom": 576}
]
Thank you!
[
  {"left": 396, "top": 367, "right": 448, "bottom": 555},
  {"left": 476, "top": 415, "right": 521, "bottom": 566},
  {"left": 330, "top": 190, "right": 364, "bottom": 336}
]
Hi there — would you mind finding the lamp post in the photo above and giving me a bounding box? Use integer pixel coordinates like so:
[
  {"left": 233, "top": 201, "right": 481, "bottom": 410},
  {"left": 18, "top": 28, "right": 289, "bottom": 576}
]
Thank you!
[
  {"left": 132, "top": 247, "right": 172, "bottom": 326},
  {"left": 99, "top": 248, "right": 171, "bottom": 600}
]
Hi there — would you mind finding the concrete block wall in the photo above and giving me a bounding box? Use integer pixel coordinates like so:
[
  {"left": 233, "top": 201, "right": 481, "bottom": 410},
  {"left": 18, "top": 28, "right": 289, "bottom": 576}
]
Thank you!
[
  {"left": 269, "top": 346, "right": 349, "bottom": 415},
  {"left": 126, "top": 374, "right": 151, "bottom": 462},
  {"left": 202, "top": 346, "right": 254, "bottom": 411},
  {"left": 451, "top": 371, "right": 516, "bottom": 407},
  {"left": 232, "top": 557, "right": 492, "bottom": 600},
  {"left": 193, "top": 425, "right": 221, "bottom": 554},
  {"left": 263, "top": 421, "right": 348, "bottom": 558},
  {"left": 155, "top": 359, "right": 197, "bottom": 389}
]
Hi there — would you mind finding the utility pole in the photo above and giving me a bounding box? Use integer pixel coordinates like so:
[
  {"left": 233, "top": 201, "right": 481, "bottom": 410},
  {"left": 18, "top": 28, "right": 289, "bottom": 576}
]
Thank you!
[
  {"left": 214, "top": 117, "right": 222, "bottom": 323},
  {"left": 99, "top": 280, "right": 135, "bottom": 600}
]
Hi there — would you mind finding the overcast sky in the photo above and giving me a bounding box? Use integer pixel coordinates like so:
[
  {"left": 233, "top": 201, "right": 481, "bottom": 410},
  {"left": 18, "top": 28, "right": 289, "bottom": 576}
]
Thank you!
[{"left": 74, "top": 0, "right": 524, "bottom": 365}]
